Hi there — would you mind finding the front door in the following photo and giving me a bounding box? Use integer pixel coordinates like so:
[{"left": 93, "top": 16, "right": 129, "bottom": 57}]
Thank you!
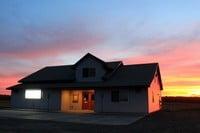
[{"left": 82, "top": 92, "right": 94, "bottom": 110}]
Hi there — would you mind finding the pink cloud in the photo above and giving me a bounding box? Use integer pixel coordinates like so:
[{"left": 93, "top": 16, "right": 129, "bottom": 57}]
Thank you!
[
  {"left": 1, "top": 21, "right": 200, "bottom": 96},
  {"left": 124, "top": 42, "right": 200, "bottom": 72},
  {"left": 0, "top": 18, "right": 106, "bottom": 60},
  {"left": 122, "top": 40, "right": 200, "bottom": 94},
  {"left": 0, "top": 75, "right": 21, "bottom": 95}
]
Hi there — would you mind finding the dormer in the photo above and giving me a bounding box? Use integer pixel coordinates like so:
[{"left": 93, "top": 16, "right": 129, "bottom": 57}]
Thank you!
[{"left": 74, "top": 53, "right": 107, "bottom": 82}]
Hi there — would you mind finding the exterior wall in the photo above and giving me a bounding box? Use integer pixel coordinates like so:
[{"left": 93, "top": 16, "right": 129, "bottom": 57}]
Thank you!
[
  {"left": 48, "top": 89, "right": 61, "bottom": 111},
  {"left": 61, "top": 90, "right": 83, "bottom": 111},
  {"left": 147, "top": 74, "right": 162, "bottom": 113},
  {"left": 61, "top": 89, "right": 94, "bottom": 112},
  {"left": 11, "top": 88, "right": 60, "bottom": 111},
  {"left": 75, "top": 57, "right": 106, "bottom": 82},
  {"left": 94, "top": 88, "right": 148, "bottom": 113},
  {"left": 61, "top": 90, "right": 70, "bottom": 111}
]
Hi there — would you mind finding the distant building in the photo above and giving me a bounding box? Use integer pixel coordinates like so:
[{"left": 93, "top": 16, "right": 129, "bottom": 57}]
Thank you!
[{"left": 7, "top": 53, "right": 163, "bottom": 113}]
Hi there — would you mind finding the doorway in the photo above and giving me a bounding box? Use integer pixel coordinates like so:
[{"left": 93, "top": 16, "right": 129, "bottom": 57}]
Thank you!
[{"left": 82, "top": 91, "right": 94, "bottom": 110}]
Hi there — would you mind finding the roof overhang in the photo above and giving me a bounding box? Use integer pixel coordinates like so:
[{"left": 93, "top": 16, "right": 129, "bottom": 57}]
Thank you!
[{"left": 7, "top": 83, "right": 148, "bottom": 90}]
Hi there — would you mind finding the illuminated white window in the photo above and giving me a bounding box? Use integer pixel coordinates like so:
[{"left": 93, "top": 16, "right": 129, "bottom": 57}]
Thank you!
[{"left": 25, "top": 89, "right": 42, "bottom": 99}]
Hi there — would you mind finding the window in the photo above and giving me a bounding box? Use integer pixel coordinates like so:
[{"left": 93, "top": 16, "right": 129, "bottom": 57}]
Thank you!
[
  {"left": 25, "top": 89, "right": 41, "bottom": 99},
  {"left": 152, "top": 91, "right": 155, "bottom": 103},
  {"left": 111, "top": 90, "right": 128, "bottom": 102},
  {"left": 111, "top": 90, "right": 119, "bottom": 102},
  {"left": 82, "top": 68, "right": 96, "bottom": 78},
  {"left": 119, "top": 91, "right": 128, "bottom": 102},
  {"left": 72, "top": 94, "right": 79, "bottom": 103}
]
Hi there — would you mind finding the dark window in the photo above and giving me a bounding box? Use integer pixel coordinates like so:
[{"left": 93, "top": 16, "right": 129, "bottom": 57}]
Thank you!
[
  {"left": 82, "top": 68, "right": 96, "bottom": 78},
  {"left": 111, "top": 90, "right": 119, "bottom": 102},
  {"left": 111, "top": 90, "right": 129, "bottom": 102},
  {"left": 119, "top": 91, "right": 128, "bottom": 102}
]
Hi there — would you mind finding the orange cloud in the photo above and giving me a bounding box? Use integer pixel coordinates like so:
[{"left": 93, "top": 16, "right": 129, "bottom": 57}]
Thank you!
[
  {"left": 1, "top": 34, "right": 200, "bottom": 97},
  {"left": 0, "top": 75, "right": 20, "bottom": 95},
  {"left": 123, "top": 41, "right": 200, "bottom": 97}
]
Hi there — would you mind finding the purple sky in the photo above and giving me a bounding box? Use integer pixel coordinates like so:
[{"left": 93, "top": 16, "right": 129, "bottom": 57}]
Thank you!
[{"left": 0, "top": 0, "right": 200, "bottom": 96}]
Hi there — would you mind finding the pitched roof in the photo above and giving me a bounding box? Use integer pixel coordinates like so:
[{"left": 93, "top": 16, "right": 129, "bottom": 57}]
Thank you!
[
  {"left": 106, "top": 63, "right": 158, "bottom": 86},
  {"left": 18, "top": 65, "right": 75, "bottom": 83},
  {"left": 74, "top": 53, "right": 106, "bottom": 67},
  {"left": 18, "top": 61, "right": 123, "bottom": 83},
  {"left": 105, "top": 61, "right": 123, "bottom": 70},
  {"left": 7, "top": 53, "right": 163, "bottom": 90}
]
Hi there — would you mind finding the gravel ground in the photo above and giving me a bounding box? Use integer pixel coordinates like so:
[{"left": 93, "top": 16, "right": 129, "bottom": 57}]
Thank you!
[{"left": 0, "top": 109, "right": 199, "bottom": 133}]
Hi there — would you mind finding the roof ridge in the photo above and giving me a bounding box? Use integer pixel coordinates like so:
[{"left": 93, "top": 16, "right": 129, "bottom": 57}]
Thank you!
[
  {"left": 105, "top": 61, "right": 122, "bottom": 63},
  {"left": 74, "top": 53, "right": 106, "bottom": 66},
  {"left": 124, "top": 62, "right": 158, "bottom": 66},
  {"left": 45, "top": 64, "right": 73, "bottom": 68}
]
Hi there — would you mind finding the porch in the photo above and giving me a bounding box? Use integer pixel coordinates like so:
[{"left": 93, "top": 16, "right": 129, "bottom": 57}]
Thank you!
[{"left": 61, "top": 89, "right": 95, "bottom": 113}]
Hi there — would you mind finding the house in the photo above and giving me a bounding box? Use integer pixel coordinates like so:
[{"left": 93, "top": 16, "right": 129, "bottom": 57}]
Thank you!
[{"left": 7, "top": 53, "right": 163, "bottom": 113}]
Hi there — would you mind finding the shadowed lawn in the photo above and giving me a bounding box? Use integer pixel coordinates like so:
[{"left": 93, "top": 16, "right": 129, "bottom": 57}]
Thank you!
[
  {"left": 0, "top": 109, "right": 199, "bottom": 133},
  {"left": 0, "top": 95, "right": 10, "bottom": 108},
  {"left": 0, "top": 96, "right": 199, "bottom": 132}
]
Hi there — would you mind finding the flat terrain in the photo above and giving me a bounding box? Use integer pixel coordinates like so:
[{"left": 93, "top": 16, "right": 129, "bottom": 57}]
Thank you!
[
  {"left": 162, "top": 97, "right": 200, "bottom": 111},
  {"left": 0, "top": 109, "right": 143, "bottom": 125},
  {"left": 0, "top": 109, "right": 199, "bottom": 133}
]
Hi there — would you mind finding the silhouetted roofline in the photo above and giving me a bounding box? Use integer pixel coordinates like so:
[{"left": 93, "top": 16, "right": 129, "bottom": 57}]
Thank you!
[
  {"left": 74, "top": 53, "right": 106, "bottom": 67},
  {"left": 7, "top": 54, "right": 163, "bottom": 90}
]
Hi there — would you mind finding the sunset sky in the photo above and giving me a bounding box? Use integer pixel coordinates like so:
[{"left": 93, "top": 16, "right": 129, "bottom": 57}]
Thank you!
[{"left": 0, "top": 0, "right": 200, "bottom": 96}]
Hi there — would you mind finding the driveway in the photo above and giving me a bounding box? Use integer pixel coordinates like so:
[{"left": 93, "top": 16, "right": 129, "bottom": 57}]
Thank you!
[{"left": 0, "top": 109, "right": 144, "bottom": 125}]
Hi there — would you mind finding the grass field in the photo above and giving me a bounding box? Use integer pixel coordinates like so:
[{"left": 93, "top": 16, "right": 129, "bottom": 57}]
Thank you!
[
  {"left": 162, "top": 97, "right": 200, "bottom": 111},
  {"left": 162, "top": 96, "right": 200, "bottom": 103}
]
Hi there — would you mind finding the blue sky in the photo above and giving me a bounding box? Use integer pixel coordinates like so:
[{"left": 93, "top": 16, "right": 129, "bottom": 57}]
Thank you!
[{"left": 0, "top": 0, "right": 200, "bottom": 96}]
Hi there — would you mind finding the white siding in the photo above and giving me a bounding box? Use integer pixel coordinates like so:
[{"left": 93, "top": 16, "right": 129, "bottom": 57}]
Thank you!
[
  {"left": 94, "top": 88, "right": 148, "bottom": 113},
  {"left": 11, "top": 88, "right": 60, "bottom": 111},
  {"left": 147, "top": 74, "right": 162, "bottom": 113}
]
